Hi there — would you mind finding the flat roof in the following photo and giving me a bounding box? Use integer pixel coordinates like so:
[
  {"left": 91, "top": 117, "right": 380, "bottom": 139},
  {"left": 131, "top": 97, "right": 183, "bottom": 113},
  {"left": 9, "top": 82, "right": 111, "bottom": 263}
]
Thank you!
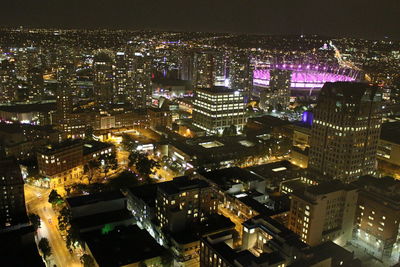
[
  {"left": 380, "top": 121, "right": 400, "bottom": 144},
  {"left": 157, "top": 176, "right": 210, "bottom": 195},
  {"left": 82, "top": 225, "right": 166, "bottom": 266},
  {"left": 66, "top": 190, "right": 125, "bottom": 208}
]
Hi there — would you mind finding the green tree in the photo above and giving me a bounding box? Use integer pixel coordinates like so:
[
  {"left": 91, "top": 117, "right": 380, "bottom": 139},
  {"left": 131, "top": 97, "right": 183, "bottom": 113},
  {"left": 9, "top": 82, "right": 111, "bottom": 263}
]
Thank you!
[
  {"left": 99, "top": 153, "right": 118, "bottom": 178},
  {"left": 28, "top": 213, "right": 41, "bottom": 230},
  {"left": 66, "top": 226, "right": 81, "bottom": 249},
  {"left": 121, "top": 133, "right": 137, "bottom": 152},
  {"left": 107, "top": 170, "right": 140, "bottom": 189},
  {"left": 128, "top": 152, "right": 159, "bottom": 182},
  {"left": 38, "top": 238, "right": 52, "bottom": 260},
  {"left": 84, "top": 159, "right": 101, "bottom": 184},
  {"left": 84, "top": 126, "right": 94, "bottom": 141},
  {"left": 48, "top": 189, "right": 63, "bottom": 206},
  {"left": 222, "top": 125, "right": 237, "bottom": 136},
  {"left": 80, "top": 254, "right": 95, "bottom": 267},
  {"left": 58, "top": 206, "right": 71, "bottom": 232}
]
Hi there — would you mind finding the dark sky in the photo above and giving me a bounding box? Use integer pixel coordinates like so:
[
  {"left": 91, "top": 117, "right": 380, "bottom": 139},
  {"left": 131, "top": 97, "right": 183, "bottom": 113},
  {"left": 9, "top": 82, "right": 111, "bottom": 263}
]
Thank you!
[{"left": 1, "top": 0, "right": 400, "bottom": 39}]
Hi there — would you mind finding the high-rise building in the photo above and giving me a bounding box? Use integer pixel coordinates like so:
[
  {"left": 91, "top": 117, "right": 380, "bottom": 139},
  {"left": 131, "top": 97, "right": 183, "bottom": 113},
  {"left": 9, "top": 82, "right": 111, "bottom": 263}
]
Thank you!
[
  {"left": 229, "top": 52, "right": 253, "bottom": 97},
  {"left": 127, "top": 53, "right": 152, "bottom": 109},
  {"left": 0, "top": 158, "right": 28, "bottom": 231},
  {"left": 93, "top": 50, "right": 114, "bottom": 106},
  {"left": 193, "top": 86, "right": 247, "bottom": 135},
  {"left": 288, "top": 180, "right": 358, "bottom": 246},
  {"left": 260, "top": 69, "right": 291, "bottom": 111},
  {"left": 194, "top": 52, "right": 215, "bottom": 89},
  {"left": 308, "top": 82, "right": 382, "bottom": 183},
  {"left": 155, "top": 177, "right": 217, "bottom": 233},
  {"left": 27, "top": 67, "right": 44, "bottom": 101},
  {"left": 114, "top": 51, "right": 127, "bottom": 103},
  {"left": 0, "top": 59, "right": 17, "bottom": 103}
]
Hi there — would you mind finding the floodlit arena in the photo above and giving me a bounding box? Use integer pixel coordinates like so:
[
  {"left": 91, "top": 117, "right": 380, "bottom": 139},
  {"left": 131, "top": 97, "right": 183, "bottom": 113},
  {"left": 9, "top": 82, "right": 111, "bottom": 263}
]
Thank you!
[{"left": 253, "top": 63, "right": 360, "bottom": 89}]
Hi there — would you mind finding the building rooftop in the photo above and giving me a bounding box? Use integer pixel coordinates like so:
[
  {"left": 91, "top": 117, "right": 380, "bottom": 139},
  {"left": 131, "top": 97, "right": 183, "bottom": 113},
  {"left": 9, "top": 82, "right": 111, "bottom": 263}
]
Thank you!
[
  {"left": 37, "top": 139, "right": 82, "bottom": 154},
  {"left": 71, "top": 209, "right": 133, "bottom": 230},
  {"left": 380, "top": 121, "right": 400, "bottom": 144},
  {"left": 196, "top": 86, "right": 236, "bottom": 94},
  {"left": 66, "top": 190, "right": 125, "bottom": 208},
  {"left": 0, "top": 102, "right": 56, "bottom": 113},
  {"left": 127, "top": 183, "right": 158, "bottom": 208},
  {"left": 82, "top": 140, "right": 114, "bottom": 156},
  {"left": 82, "top": 225, "right": 166, "bottom": 267},
  {"left": 157, "top": 176, "right": 210, "bottom": 195},
  {"left": 199, "top": 167, "right": 264, "bottom": 190}
]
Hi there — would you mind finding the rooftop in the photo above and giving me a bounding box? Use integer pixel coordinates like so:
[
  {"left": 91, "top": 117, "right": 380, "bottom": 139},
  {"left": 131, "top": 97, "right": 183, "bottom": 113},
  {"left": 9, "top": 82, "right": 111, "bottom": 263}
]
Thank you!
[
  {"left": 196, "top": 86, "right": 237, "bottom": 94},
  {"left": 71, "top": 209, "right": 133, "bottom": 230},
  {"left": 157, "top": 176, "right": 210, "bottom": 195},
  {"left": 199, "top": 167, "right": 264, "bottom": 189},
  {"left": 82, "top": 225, "right": 166, "bottom": 266},
  {"left": 380, "top": 121, "right": 400, "bottom": 144},
  {"left": 66, "top": 190, "right": 125, "bottom": 208}
]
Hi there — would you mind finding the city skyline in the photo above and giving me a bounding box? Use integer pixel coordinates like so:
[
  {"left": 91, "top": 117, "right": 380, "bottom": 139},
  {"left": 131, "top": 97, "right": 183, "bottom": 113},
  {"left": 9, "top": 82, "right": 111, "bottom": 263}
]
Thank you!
[{"left": 1, "top": 0, "right": 399, "bottom": 40}]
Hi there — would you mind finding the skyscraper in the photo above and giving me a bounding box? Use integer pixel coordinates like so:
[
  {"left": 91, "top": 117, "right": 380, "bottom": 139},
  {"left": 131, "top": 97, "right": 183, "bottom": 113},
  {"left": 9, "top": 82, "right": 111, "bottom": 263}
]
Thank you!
[
  {"left": 260, "top": 69, "right": 291, "bottom": 111},
  {"left": 126, "top": 53, "right": 152, "bottom": 109},
  {"left": 229, "top": 52, "right": 253, "bottom": 97},
  {"left": 93, "top": 50, "right": 114, "bottom": 106},
  {"left": 0, "top": 158, "right": 28, "bottom": 231},
  {"left": 114, "top": 51, "right": 128, "bottom": 103},
  {"left": 308, "top": 82, "right": 382, "bottom": 183},
  {"left": 27, "top": 67, "right": 44, "bottom": 102},
  {"left": 193, "top": 52, "right": 215, "bottom": 89}
]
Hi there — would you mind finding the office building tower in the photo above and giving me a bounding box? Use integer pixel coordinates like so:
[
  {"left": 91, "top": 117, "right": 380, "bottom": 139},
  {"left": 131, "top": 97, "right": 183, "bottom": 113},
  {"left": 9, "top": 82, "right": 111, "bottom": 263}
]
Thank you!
[
  {"left": 0, "top": 158, "right": 28, "bottom": 230},
  {"left": 114, "top": 51, "right": 128, "bottom": 103},
  {"left": 0, "top": 59, "right": 17, "bottom": 103},
  {"left": 127, "top": 53, "right": 152, "bottom": 109},
  {"left": 288, "top": 180, "right": 358, "bottom": 246},
  {"left": 179, "top": 52, "right": 194, "bottom": 81},
  {"left": 193, "top": 86, "right": 247, "bottom": 135},
  {"left": 93, "top": 50, "right": 114, "bottom": 106},
  {"left": 308, "top": 82, "right": 382, "bottom": 183},
  {"left": 27, "top": 67, "right": 44, "bottom": 101},
  {"left": 155, "top": 177, "right": 217, "bottom": 233},
  {"left": 194, "top": 52, "right": 215, "bottom": 89},
  {"left": 260, "top": 69, "right": 291, "bottom": 111},
  {"left": 55, "top": 63, "right": 75, "bottom": 136},
  {"left": 229, "top": 52, "right": 253, "bottom": 96}
]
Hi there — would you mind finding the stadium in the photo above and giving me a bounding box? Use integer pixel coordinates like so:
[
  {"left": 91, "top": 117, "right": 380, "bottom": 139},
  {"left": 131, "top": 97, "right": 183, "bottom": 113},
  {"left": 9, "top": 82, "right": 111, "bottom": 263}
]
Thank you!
[{"left": 253, "top": 63, "right": 361, "bottom": 90}]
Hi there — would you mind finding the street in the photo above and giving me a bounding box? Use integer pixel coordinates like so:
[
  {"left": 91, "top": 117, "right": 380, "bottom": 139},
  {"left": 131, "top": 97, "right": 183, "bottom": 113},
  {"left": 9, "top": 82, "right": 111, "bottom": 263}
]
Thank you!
[{"left": 25, "top": 184, "right": 82, "bottom": 267}]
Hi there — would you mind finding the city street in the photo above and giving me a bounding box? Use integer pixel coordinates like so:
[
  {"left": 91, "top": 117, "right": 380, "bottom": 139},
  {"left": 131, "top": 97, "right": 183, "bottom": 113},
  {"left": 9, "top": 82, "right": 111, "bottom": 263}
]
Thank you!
[{"left": 25, "top": 184, "right": 82, "bottom": 267}]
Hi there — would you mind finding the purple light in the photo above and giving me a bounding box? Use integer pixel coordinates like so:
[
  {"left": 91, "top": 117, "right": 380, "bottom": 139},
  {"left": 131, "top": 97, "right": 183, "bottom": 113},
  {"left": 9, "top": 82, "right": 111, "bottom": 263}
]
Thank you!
[{"left": 253, "top": 64, "right": 357, "bottom": 88}]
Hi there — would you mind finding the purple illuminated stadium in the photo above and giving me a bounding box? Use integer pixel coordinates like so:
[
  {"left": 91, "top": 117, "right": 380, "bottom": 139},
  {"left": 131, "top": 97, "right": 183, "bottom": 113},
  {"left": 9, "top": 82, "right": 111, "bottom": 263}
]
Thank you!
[{"left": 253, "top": 63, "right": 360, "bottom": 89}]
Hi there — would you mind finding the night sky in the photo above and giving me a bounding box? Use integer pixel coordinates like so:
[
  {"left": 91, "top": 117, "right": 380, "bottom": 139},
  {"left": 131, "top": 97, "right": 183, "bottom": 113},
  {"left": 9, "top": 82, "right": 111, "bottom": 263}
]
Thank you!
[{"left": 1, "top": 0, "right": 400, "bottom": 39}]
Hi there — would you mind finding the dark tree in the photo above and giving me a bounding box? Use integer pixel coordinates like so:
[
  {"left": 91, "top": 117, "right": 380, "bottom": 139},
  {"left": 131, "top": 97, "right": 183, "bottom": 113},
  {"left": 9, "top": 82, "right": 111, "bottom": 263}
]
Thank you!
[
  {"left": 28, "top": 213, "right": 41, "bottom": 230},
  {"left": 121, "top": 133, "right": 137, "bottom": 152},
  {"left": 80, "top": 254, "right": 95, "bottom": 267},
  {"left": 84, "top": 126, "right": 94, "bottom": 141},
  {"left": 58, "top": 206, "right": 71, "bottom": 231},
  {"left": 48, "top": 189, "right": 63, "bottom": 206},
  {"left": 85, "top": 159, "right": 101, "bottom": 184},
  {"left": 128, "top": 152, "right": 159, "bottom": 182},
  {"left": 107, "top": 170, "right": 140, "bottom": 189},
  {"left": 99, "top": 153, "right": 118, "bottom": 178},
  {"left": 38, "top": 238, "right": 52, "bottom": 259}
]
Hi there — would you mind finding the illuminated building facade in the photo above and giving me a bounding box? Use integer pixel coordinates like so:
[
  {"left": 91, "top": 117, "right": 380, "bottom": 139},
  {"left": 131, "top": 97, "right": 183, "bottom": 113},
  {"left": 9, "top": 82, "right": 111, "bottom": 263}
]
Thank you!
[
  {"left": 194, "top": 52, "right": 215, "bottom": 89},
  {"left": 288, "top": 180, "right": 358, "bottom": 246},
  {"left": 127, "top": 53, "right": 152, "bottom": 108},
  {"left": 308, "top": 82, "right": 382, "bottom": 183},
  {"left": 113, "top": 51, "right": 128, "bottom": 103},
  {"left": 193, "top": 86, "right": 247, "bottom": 135},
  {"left": 93, "top": 51, "right": 114, "bottom": 106},
  {"left": 0, "top": 59, "right": 17, "bottom": 103},
  {"left": 155, "top": 177, "right": 217, "bottom": 233},
  {"left": 0, "top": 158, "right": 28, "bottom": 231},
  {"left": 353, "top": 176, "right": 400, "bottom": 260},
  {"left": 260, "top": 69, "right": 291, "bottom": 110},
  {"left": 229, "top": 52, "right": 253, "bottom": 97},
  {"left": 37, "top": 140, "right": 83, "bottom": 188}
]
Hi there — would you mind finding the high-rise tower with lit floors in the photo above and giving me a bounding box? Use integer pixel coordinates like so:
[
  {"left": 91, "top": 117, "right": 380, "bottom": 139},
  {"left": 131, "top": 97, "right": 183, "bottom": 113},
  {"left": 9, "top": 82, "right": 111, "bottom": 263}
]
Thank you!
[{"left": 308, "top": 82, "right": 382, "bottom": 183}]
